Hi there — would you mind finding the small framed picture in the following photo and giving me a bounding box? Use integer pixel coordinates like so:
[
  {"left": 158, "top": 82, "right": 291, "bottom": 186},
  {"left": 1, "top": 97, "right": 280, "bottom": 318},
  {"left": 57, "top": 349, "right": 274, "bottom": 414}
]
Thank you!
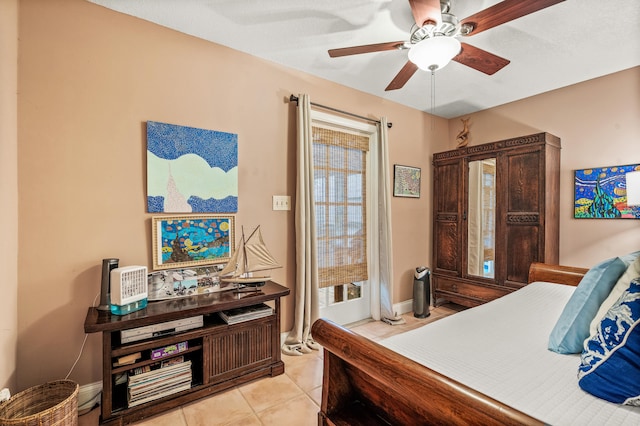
[
  {"left": 152, "top": 215, "right": 235, "bottom": 270},
  {"left": 393, "top": 165, "right": 421, "bottom": 198}
]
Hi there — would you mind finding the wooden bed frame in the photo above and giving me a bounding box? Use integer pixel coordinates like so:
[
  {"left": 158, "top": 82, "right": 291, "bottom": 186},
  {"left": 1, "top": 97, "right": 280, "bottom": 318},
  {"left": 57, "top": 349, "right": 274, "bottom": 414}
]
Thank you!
[{"left": 311, "top": 263, "right": 589, "bottom": 426}]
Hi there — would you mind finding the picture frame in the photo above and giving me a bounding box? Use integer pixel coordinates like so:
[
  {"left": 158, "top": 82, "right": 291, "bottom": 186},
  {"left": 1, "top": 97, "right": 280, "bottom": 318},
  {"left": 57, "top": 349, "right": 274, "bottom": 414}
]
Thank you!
[
  {"left": 393, "top": 164, "right": 421, "bottom": 198},
  {"left": 574, "top": 163, "right": 640, "bottom": 219},
  {"left": 152, "top": 215, "right": 235, "bottom": 270}
]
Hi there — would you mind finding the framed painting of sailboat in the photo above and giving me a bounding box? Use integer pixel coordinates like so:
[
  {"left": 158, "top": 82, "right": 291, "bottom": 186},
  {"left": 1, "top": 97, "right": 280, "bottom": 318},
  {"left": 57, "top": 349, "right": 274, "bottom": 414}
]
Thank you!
[{"left": 152, "top": 215, "right": 235, "bottom": 270}]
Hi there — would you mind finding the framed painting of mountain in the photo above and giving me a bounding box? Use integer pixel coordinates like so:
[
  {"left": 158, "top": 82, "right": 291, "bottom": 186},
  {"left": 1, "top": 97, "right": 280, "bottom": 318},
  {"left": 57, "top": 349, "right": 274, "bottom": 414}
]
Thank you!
[
  {"left": 147, "top": 121, "right": 238, "bottom": 213},
  {"left": 574, "top": 164, "right": 640, "bottom": 219}
]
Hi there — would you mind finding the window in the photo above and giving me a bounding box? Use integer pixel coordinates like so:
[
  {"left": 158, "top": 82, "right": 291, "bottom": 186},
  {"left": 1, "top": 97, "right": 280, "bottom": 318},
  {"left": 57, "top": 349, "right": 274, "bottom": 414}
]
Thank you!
[{"left": 312, "top": 126, "right": 369, "bottom": 289}]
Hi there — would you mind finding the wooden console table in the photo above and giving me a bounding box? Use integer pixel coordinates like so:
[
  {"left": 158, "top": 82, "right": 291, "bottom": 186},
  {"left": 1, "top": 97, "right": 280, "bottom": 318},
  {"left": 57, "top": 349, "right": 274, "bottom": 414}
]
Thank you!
[{"left": 84, "top": 281, "right": 290, "bottom": 425}]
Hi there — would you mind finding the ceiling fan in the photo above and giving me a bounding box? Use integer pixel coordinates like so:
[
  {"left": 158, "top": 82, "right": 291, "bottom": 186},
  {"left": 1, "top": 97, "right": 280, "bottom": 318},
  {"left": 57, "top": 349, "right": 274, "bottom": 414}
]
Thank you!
[{"left": 328, "top": 0, "right": 565, "bottom": 91}]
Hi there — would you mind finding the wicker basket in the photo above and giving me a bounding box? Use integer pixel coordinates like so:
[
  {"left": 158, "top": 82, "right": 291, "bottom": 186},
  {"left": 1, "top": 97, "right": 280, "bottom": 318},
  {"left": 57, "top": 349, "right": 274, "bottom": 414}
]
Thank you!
[{"left": 0, "top": 380, "right": 79, "bottom": 426}]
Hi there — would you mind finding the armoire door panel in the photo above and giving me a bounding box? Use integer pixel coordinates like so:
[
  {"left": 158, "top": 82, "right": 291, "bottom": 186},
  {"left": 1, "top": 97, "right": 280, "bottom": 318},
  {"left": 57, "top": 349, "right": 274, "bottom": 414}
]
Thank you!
[
  {"left": 506, "top": 225, "right": 540, "bottom": 284},
  {"left": 435, "top": 163, "right": 460, "bottom": 212},
  {"left": 435, "top": 221, "right": 459, "bottom": 272},
  {"left": 506, "top": 150, "right": 541, "bottom": 213},
  {"left": 433, "top": 159, "right": 462, "bottom": 277}
]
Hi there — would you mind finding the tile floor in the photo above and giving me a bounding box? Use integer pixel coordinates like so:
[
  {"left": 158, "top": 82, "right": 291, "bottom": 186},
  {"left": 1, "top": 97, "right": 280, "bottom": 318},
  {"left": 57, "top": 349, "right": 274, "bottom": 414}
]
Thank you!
[{"left": 79, "top": 304, "right": 462, "bottom": 426}]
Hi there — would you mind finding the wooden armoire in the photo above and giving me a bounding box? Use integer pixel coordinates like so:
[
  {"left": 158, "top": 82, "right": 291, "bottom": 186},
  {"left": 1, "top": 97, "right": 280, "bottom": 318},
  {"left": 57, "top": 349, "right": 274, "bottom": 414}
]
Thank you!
[{"left": 431, "top": 132, "right": 561, "bottom": 307}]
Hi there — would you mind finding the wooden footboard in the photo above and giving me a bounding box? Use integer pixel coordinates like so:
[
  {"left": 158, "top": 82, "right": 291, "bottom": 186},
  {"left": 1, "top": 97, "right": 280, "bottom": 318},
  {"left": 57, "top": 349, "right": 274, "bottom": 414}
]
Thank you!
[
  {"left": 312, "top": 263, "right": 588, "bottom": 426},
  {"left": 528, "top": 262, "right": 587, "bottom": 286},
  {"left": 312, "top": 318, "right": 541, "bottom": 426}
]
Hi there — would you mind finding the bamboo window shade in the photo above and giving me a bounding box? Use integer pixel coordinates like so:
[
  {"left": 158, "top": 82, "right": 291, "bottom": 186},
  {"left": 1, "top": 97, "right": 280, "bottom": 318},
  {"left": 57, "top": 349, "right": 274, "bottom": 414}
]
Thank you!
[{"left": 312, "top": 126, "right": 369, "bottom": 288}]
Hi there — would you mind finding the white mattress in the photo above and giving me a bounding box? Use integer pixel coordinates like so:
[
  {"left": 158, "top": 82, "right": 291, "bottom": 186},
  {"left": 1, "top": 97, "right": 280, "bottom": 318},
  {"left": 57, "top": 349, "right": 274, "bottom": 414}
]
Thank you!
[{"left": 379, "top": 282, "right": 640, "bottom": 425}]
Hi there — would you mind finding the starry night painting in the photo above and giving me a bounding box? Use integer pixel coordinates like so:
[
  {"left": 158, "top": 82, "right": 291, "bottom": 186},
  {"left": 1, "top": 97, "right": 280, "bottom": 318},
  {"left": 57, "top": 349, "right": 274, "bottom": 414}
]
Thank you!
[
  {"left": 152, "top": 215, "right": 234, "bottom": 270},
  {"left": 574, "top": 164, "right": 640, "bottom": 219},
  {"left": 147, "top": 121, "right": 238, "bottom": 213}
]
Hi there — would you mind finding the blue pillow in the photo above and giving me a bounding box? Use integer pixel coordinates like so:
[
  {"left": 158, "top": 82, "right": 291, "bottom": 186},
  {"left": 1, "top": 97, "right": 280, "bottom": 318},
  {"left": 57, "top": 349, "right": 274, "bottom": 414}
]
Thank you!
[
  {"left": 578, "top": 278, "right": 640, "bottom": 405},
  {"left": 548, "top": 256, "right": 627, "bottom": 354}
]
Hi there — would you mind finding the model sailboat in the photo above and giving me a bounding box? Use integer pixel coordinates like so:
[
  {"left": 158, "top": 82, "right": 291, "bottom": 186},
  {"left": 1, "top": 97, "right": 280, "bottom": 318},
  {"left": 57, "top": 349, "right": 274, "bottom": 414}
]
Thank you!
[{"left": 219, "top": 225, "right": 282, "bottom": 286}]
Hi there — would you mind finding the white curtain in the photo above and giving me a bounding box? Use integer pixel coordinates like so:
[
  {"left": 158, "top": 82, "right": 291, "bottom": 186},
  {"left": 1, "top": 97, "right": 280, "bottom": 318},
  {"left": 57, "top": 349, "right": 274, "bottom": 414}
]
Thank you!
[
  {"left": 282, "top": 94, "right": 320, "bottom": 355},
  {"left": 377, "top": 117, "right": 398, "bottom": 322}
]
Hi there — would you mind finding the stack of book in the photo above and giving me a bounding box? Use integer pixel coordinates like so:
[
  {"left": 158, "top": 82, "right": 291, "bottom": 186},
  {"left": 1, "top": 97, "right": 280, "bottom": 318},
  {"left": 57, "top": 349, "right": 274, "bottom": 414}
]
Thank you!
[
  {"left": 219, "top": 303, "right": 273, "bottom": 325},
  {"left": 127, "top": 358, "right": 192, "bottom": 407}
]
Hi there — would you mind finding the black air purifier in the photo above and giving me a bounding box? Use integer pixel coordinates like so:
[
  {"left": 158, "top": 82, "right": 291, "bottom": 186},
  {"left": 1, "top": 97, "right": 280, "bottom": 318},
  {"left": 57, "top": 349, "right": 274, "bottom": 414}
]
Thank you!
[
  {"left": 97, "top": 258, "right": 119, "bottom": 311},
  {"left": 413, "top": 267, "right": 430, "bottom": 318}
]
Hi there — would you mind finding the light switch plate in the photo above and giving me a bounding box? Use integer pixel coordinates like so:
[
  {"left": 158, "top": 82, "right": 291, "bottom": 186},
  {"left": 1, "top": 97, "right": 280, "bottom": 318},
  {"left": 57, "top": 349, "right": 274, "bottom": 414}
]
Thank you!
[{"left": 272, "top": 195, "right": 291, "bottom": 211}]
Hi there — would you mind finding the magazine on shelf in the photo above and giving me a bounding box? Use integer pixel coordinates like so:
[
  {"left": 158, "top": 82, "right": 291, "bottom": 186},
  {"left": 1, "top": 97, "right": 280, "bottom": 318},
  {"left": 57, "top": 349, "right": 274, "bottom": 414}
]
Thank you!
[
  {"left": 129, "top": 371, "right": 191, "bottom": 398},
  {"left": 161, "top": 356, "right": 184, "bottom": 368},
  {"left": 128, "top": 382, "right": 192, "bottom": 407},
  {"left": 127, "top": 359, "right": 192, "bottom": 407},
  {"left": 128, "top": 377, "right": 191, "bottom": 407},
  {"left": 218, "top": 303, "right": 273, "bottom": 324},
  {"left": 128, "top": 360, "right": 191, "bottom": 384}
]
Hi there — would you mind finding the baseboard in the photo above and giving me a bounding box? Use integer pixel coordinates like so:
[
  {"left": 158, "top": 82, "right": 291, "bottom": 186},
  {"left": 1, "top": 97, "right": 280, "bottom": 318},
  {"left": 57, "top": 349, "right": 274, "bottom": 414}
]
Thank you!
[
  {"left": 394, "top": 299, "right": 413, "bottom": 316},
  {"left": 279, "top": 299, "right": 414, "bottom": 343},
  {"left": 78, "top": 381, "right": 102, "bottom": 412}
]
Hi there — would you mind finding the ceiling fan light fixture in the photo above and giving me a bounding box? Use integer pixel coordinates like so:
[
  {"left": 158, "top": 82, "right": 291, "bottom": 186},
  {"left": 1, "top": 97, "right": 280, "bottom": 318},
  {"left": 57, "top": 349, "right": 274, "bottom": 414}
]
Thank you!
[{"left": 408, "top": 36, "right": 461, "bottom": 71}]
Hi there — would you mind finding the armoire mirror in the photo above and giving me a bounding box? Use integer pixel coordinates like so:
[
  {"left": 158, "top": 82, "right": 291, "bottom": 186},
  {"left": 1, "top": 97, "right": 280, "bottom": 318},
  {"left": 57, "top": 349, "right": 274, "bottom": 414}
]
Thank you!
[{"left": 467, "top": 158, "right": 496, "bottom": 278}]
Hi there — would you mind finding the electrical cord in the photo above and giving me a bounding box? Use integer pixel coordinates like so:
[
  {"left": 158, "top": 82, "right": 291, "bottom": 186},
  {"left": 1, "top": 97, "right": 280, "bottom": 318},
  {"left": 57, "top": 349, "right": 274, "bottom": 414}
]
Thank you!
[
  {"left": 65, "top": 290, "right": 99, "bottom": 380},
  {"left": 78, "top": 389, "right": 102, "bottom": 415},
  {"left": 65, "top": 334, "right": 89, "bottom": 380},
  {"left": 64, "top": 290, "right": 104, "bottom": 414}
]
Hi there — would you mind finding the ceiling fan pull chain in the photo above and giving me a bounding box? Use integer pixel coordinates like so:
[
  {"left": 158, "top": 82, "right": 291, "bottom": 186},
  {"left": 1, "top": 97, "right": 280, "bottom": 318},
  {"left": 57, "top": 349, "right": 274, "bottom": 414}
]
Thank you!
[{"left": 430, "top": 69, "right": 436, "bottom": 130}]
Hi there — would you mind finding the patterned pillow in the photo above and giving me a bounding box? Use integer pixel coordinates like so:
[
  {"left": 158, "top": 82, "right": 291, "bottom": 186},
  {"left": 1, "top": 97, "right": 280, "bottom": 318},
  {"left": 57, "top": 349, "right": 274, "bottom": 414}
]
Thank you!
[
  {"left": 589, "top": 255, "right": 640, "bottom": 336},
  {"left": 578, "top": 278, "right": 640, "bottom": 405}
]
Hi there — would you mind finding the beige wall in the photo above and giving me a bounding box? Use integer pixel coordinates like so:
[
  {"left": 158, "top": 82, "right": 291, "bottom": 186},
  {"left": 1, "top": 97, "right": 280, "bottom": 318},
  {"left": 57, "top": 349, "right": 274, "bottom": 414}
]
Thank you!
[
  {"left": 446, "top": 67, "right": 640, "bottom": 268},
  {"left": 0, "top": 0, "right": 19, "bottom": 392},
  {"left": 16, "top": 0, "right": 443, "bottom": 390},
  {"left": 9, "top": 0, "right": 640, "bottom": 393}
]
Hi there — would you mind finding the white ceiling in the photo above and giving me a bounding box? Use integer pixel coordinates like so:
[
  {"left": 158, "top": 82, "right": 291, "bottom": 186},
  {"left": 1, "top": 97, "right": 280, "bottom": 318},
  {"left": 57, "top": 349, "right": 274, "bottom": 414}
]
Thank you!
[{"left": 88, "top": 0, "right": 640, "bottom": 118}]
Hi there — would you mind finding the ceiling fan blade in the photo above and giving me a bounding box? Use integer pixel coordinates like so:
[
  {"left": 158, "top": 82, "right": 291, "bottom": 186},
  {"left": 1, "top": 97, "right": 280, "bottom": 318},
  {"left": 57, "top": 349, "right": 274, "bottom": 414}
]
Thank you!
[
  {"left": 409, "top": 0, "right": 442, "bottom": 27},
  {"left": 408, "top": 0, "right": 442, "bottom": 27},
  {"left": 461, "top": 0, "right": 565, "bottom": 36},
  {"left": 328, "top": 41, "right": 406, "bottom": 58},
  {"left": 453, "top": 43, "right": 510, "bottom": 75},
  {"left": 385, "top": 61, "right": 419, "bottom": 91}
]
